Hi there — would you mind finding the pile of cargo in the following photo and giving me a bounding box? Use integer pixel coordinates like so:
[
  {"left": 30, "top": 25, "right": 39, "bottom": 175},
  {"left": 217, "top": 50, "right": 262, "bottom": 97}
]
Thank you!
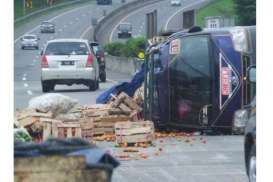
[{"left": 15, "top": 92, "right": 154, "bottom": 146}]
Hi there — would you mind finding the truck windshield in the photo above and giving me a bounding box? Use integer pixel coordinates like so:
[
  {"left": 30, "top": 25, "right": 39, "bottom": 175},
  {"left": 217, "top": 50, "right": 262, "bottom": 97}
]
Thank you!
[{"left": 169, "top": 35, "right": 212, "bottom": 126}]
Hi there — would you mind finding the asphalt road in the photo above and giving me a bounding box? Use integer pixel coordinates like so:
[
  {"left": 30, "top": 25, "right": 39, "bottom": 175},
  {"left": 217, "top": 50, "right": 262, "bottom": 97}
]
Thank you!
[
  {"left": 14, "top": 0, "right": 134, "bottom": 110},
  {"left": 98, "top": 135, "right": 248, "bottom": 182}
]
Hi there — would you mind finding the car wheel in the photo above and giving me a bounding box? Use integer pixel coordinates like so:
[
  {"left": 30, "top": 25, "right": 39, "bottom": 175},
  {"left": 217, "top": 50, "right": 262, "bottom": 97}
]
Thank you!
[
  {"left": 100, "top": 71, "right": 106, "bottom": 82},
  {"left": 248, "top": 144, "right": 256, "bottom": 182},
  {"left": 41, "top": 81, "right": 50, "bottom": 93},
  {"left": 49, "top": 83, "right": 55, "bottom": 91},
  {"left": 21, "top": 46, "right": 24, "bottom": 50},
  {"left": 89, "top": 80, "right": 97, "bottom": 91}
]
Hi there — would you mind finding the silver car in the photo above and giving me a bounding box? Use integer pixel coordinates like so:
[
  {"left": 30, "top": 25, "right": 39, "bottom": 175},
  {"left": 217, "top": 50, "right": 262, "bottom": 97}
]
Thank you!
[
  {"left": 171, "top": 0, "right": 181, "bottom": 6},
  {"left": 40, "top": 39, "right": 99, "bottom": 92},
  {"left": 21, "top": 34, "right": 39, "bottom": 50},
  {"left": 40, "top": 21, "right": 55, "bottom": 33}
]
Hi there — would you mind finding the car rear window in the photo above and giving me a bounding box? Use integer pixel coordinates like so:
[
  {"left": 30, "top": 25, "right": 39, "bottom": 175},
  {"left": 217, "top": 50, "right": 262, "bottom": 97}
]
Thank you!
[
  {"left": 119, "top": 24, "right": 132, "bottom": 31},
  {"left": 24, "top": 36, "right": 36, "bottom": 39},
  {"left": 45, "top": 42, "right": 90, "bottom": 55},
  {"left": 42, "top": 22, "right": 53, "bottom": 25}
]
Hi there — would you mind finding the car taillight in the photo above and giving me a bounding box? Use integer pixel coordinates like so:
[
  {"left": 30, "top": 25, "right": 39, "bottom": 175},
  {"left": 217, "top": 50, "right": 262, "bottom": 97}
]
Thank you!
[
  {"left": 41, "top": 55, "right": 48, "bottom": 68},
  {"left": 86, "top": 55, "right": 94, "bottom": 67}
]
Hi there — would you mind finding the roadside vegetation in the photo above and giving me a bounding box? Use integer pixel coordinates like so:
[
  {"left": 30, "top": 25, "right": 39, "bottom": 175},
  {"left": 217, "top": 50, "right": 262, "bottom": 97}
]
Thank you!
[
  {"left": 233, "top": 0, "right": 256, "bottom": 25},
  {"left": 14, "top": 0, "right": 92, "bottom": 19},
  {"left": 105, "top": 36, "right": 147, "bottom": 58},
  {"left": 196, "top": 0, "right": 235, "bottom": 27}
]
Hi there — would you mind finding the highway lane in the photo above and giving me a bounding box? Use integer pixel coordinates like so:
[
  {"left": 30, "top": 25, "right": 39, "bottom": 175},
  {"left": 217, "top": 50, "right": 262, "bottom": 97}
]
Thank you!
[
  {"left": 108, "top": 0, "right": 210, "bottom": 43},
  {"left": 14, "top": 0, "right": 134, "bottom": 109},
  {"left": 165, "top": 0, "right": 212, "bottom": 31}
]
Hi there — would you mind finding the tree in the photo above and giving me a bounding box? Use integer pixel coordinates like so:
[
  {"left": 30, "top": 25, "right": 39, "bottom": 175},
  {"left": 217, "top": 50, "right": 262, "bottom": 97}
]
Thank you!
[{"left": 233, "top": 0, "right": 256, "bottom": 25}]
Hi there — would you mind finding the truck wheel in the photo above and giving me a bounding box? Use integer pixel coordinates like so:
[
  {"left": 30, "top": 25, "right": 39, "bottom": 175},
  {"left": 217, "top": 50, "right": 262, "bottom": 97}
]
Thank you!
[
  {"left": 100, "top": 72, "right": 106, "bottom": 82},
  {"left": 248, "top": 144, "right": 256, "bottom": 182}
]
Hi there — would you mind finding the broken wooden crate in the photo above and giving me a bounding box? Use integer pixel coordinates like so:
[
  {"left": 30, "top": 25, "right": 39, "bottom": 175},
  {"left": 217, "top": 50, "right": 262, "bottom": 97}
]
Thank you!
[
  {"left": 115, "top": 120, "right": 155, "bottom": 145},
  {"left": 16, "top": 109, "right": 53, "bottom": 131}
]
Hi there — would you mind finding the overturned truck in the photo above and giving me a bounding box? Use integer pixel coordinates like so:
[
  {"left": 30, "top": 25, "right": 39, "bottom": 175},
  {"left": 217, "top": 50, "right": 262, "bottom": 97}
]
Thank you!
[{"left": 144, "top": 26, "right": 256, "bottom": 133}]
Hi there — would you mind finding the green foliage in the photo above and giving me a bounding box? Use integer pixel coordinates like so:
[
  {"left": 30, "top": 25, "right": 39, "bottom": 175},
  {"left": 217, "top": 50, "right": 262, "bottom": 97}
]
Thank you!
[
  {"left": 196, "top": 0, "right": 235, "bottom": 27},
  {"left": 233, "top": 0, "right": 256, "bottom": 25},
  {"left": 105, "top": 36, "right": 147, "bottom": 58}
]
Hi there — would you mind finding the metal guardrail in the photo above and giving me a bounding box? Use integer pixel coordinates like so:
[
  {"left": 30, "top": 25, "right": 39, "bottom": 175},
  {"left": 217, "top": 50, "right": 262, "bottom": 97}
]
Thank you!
[
  {"left": 93, "top": 0, "right": 163, "bottom": 42},
  {"left": 15, "top": 0, "right": 92, "bottom": 23}
]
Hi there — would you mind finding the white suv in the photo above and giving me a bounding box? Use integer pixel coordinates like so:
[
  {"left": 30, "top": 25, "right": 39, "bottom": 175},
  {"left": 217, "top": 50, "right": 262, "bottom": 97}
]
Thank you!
[{"left": 40, "top": 39, "right": 99, "bottom": 92}]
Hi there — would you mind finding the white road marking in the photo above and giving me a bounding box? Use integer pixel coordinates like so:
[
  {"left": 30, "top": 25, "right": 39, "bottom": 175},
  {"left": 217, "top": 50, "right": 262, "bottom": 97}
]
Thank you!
[
  {"left": 22, "top": 77, "right": 26, "bottom": 81},
  {"left": 164, "top": 0, "right": 205, "bottom": 30},
  {"left": 14, "top": 4, "right": 94, "bottom": 43},
  {"left": 106, "top": 79, "right": 117, "bottom": 83},
  {"left": 80, "top": 26, "right": 93, "bottom": 38},
  {"left": 27, "top": 90, "right": 33, "bottom": 95},
  {"left": 24, "top": 83, "right": 29, "bottom": 87},
  {"left": 79, "top": 16, "right": 104, "bottom": 39}
]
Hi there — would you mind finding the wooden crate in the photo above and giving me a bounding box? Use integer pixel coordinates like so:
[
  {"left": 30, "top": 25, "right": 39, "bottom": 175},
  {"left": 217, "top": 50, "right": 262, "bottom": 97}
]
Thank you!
[
  {"left": 80, "top": 118, "right": 94, "bottom": 142},
  {"left": 115, "top": 121, "right": 155, "bottom": 144},
  {"left": 15, "top": 156, "right": 110, "bottom": 182},
  {"left": 42, "top": 119, "right": 81, "bottom": 140},
  {"left": 57, "top": 122, "right": 82, "bottom": 138},
  {"left": 93, "top": 115, "right": 130, "bottom": 135}
]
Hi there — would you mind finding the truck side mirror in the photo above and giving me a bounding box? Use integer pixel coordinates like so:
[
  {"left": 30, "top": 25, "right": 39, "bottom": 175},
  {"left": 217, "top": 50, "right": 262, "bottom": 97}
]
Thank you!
[{"left": 247, "top": 66, "right": 256, "bottom": 83}]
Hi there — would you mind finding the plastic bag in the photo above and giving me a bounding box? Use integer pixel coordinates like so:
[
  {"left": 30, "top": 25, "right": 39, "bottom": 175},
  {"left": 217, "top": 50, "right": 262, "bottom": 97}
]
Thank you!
[{"left": 28, "top": 94, "right": 78, "bottom": 116}]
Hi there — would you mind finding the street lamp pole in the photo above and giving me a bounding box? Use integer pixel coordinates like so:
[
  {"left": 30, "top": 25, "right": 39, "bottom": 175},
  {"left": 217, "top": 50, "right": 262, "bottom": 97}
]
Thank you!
[{"left": 23, "top": 0, "right": 26, "bottom": 15}]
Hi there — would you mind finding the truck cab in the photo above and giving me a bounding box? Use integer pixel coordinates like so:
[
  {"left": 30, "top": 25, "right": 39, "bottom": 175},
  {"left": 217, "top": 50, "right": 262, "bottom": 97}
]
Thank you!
[{"left": 144, "top": 26, "right": 256, "bottom": 133}]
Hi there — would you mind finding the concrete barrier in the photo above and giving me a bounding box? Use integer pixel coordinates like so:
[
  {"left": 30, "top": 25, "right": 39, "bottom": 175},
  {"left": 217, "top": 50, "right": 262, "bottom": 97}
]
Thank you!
[{"left": 105, "top": 55, "right": 143, "bottom": 76}]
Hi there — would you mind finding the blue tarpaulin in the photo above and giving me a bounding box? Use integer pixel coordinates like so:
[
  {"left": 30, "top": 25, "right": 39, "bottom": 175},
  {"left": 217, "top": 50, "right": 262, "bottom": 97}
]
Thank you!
[{"left": 96, "top": 63, "right": 145, "bottom": 104}]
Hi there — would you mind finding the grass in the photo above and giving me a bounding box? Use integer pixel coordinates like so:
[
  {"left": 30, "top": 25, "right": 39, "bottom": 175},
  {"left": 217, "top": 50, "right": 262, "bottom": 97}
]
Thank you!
[
  {"left": 196, "top": 0, "right": 236, "bottom": 27},
  {"left": 14, "top": 0, "right": 90, "bottom": 19},
  {"left": 14, "top": 0, "right": 94, "bottom": 28}
]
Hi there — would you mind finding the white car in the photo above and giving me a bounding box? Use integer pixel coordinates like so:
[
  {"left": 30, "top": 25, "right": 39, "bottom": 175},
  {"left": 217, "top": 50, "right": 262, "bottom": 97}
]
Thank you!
[
  {"left": 171, "top": 0, "right": 181, "bottom": 6},
  {"left": 21, "top": 34, "right": 39, "bottom": 50},
  {"left": 40, "top": 39, "right": 99, "bottom": 92}
]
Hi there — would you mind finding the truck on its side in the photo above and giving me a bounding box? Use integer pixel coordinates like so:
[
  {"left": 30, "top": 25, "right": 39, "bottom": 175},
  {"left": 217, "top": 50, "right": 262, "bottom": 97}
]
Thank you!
[{"left": 143, "top": 26, "right": 256, "bottom": 134}]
